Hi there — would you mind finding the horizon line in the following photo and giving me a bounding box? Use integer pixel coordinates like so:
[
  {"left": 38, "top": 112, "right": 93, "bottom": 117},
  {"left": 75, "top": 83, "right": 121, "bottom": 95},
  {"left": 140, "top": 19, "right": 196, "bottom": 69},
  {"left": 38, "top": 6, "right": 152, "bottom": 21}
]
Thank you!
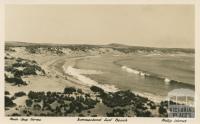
[{"left": 5, "top": 40, "right": 195, "bottom": 49}]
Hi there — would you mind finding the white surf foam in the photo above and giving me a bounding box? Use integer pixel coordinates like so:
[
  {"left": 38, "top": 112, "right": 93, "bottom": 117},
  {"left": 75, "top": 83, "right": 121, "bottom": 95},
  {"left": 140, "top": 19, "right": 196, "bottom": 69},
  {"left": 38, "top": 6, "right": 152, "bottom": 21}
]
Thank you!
[
  {"left": 63, "top": 65, "right": 118, "bottom": 92},
  {"left": 164, "top": 78, "right": 171, "bottom": 85},
  {"left": 121, "top": 66, "right": 140, "bottom": 74},
  {"left": 63, "top": 65, "right": 168, "bottom": 103},
  {"left": 121, "top": 66, "right": 151, "bottom": 77}
]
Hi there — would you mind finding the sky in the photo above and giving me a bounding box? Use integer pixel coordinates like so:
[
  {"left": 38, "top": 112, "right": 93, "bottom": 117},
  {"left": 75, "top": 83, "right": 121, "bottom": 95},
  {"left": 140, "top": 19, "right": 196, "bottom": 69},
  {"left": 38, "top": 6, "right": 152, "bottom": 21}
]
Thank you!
[{"left": 5, "top": 5, "right": 194, "bottom": 48}]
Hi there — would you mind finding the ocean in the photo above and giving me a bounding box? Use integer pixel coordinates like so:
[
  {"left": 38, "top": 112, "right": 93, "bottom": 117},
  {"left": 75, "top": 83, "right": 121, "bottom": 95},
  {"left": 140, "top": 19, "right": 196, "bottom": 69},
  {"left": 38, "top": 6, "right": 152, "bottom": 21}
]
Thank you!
[{"left": 63, "top": 54, "right": 195, "bottom": 101}]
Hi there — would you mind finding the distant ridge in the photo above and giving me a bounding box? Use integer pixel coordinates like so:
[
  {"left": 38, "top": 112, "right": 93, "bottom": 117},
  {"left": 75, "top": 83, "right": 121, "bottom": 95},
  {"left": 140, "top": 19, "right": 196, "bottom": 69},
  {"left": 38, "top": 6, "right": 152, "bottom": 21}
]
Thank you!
[
  {"left": 5, "top": 41, "right": 194, "bottom": 53},
  {"left": 5, "top": 41, "right": 65, "bottom": 47},
  {"left": 107, "top": 43, "right": 131, "bottom": 48}
]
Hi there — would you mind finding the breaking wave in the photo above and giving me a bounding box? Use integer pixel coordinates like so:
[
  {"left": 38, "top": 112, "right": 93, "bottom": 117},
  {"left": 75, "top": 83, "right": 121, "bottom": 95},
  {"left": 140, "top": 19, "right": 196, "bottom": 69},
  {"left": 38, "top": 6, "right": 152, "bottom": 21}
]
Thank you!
[
  {"left": 121, "top": 65, "right": 193, "bottom": 86},
  {"left": 62, "top": 65, "right": 118, "bottom": 92}
]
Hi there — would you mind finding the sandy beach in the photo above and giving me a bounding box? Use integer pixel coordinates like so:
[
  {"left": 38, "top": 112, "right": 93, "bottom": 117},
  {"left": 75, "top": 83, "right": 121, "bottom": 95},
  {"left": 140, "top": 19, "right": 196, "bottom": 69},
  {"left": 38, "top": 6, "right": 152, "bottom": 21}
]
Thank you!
[{"left": 4, "top": 44, "right": 195, "bottom": 117}]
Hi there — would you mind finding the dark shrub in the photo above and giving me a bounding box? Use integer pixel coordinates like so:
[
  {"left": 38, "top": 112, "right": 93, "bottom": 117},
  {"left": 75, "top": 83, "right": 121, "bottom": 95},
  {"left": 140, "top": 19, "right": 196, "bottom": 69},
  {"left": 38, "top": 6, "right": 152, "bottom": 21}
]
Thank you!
[
  {"left": 63, "top": 96, "right": 75, "bottom": 101},
  {"left": 23, "top": 67, "right": 37, "bottom": 75},
  {"left": 102, "top": 90, "right": 135, "bottom": 107},
  {"left": 13, "top": 70, "right": 23, "bottom": 77},
  {"left": 68, "top": 101, "right": 82, "bottom": 113},
  {"left": 33, "top": 104, "right": 41, "bottom": 110},
  {"left": 135, "top": 109, "right": 152, "bottom": 117},
  {"left": 160, "top": 101, "right": 169, "bottom": 107},
  {"left": 136, "top": 102, "right": 147, "bottom": 110},
  {"left": 5, "top": 96, "right": 16, "bottom": 107},
  {"left": 14, "top": 91, "right": 26, "bottom": 97},
  {"left": 84, "top": 98, "right": 97, "bottom": 108},
  {"left": 5, "top": 56, "right": 9, "bottom": 59},
  {"left": 159, "top": 106, "right": 167, "bottom": 114},
  {"left": 90, "top": 86, "right": 104, "bottom": 93},
  {"left": 43, "top": 103, "right": 52, "bottom": 111},
  {"left": 46, "top": 91, "right": 51, "bottom": 96},
  {"left": 33, "top": 65, "right": 43, "bottom": 72},
  {"left": 46, "top": 97, "right": 56, "bottom": 104},
  {"left": 106, "top": 108, "right": 127, "bottom": 117},
  {"left": 55, "top": 106, "right": 61, "bottom": 114},
  {"left": 148, "top": 102, "right": 156, "bottom": 109},
  {"left": 12, "top": 113, "right": 21, "bottom": 116},
  {"left": 28, "top": 91, "right": 45, "bottom": 100},
  {"left": 76, "top": 96, "right": 85, "bottom": 103},
  {"left": 32, "top": 60, "right": 37, "bottom": 63},
  {"left": 5, "top": 66, "right": 15, "bottom": 72},
  {"left": 159, "top": 101, "right": 170, "bottom": 117},
  {"left": 26, "top": 99, "right": 33, "bottom": 107},
  {"left": 10, "top": 59, "right": 45, "bottom": 76},
  {"left": 77, "top": 89, "right": 83, "bottom": 94},
  {"left": 85, "top": 93, "right": 90, "bottom": 98},
  {"left": 5, "top": 46, "right": 15, "bottom": 52},
  {"left": 12, "top": 62, "right": 31, "bottom": 68},
  {"left": 11, "top": 96, "right": 16, "bottom": 100},
  {"left": 5, "top": 75, "right": 26, "bottom": 85},
  {"left": 5, "top": 91, "right": 10, "bottom": 95},
  {"left": 64, "top": 87, "right": 76, "bottom": 94},
  {"left": 34, "top": 99, "right": 42, "bottom": 103}
]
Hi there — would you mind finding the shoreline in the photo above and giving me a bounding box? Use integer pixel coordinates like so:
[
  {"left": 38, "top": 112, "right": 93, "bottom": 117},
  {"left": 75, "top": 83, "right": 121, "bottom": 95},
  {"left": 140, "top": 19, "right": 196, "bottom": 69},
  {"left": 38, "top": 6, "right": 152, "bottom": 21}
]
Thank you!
[
  {"left": 62, "top": 64, "right": 119, "bottom": 93},
  {"left": 47, "top": 55, "right": 165, "bottom": 104},
  {"left": 62, "top": 60, "right": 165, "bottom": 103},
  {"left": 5, "top": 46, "right": 195, "bottom": 117},
  {"left": 60, "top": 56, "right": 194, "bottom": 105},
  {"left": 62, "top": 64, "right": 194, "bottom": 105}
]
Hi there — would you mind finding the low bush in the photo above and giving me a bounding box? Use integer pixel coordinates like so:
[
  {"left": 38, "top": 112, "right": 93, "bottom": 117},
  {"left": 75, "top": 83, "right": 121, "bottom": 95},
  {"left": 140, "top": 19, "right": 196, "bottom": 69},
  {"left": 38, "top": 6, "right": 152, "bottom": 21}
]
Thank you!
[
  {"left": 23, "top": 67, "right": 37, "bottom": 75},
  {"left": 64, "top": 87, "right": 76, "bottom": 94},
  {"left": 14, "top": 91, "right": 26, "bottom": 97},
  {"left": 28, "top": 91, "right": 45, "bottom": 100},
  {"left": 5, "top": 96, "right": 16, "bottom": 107},
  {"left": 90, "top": 86, "right": 104, "bottom": 93},
  {"left": 158, "top": 106, "right": 167, "bottom": 115},
  {"left": 5, "top": 91, "right": 10, "bottom": 95},
  {"left": 106, "top": 108, "right": 128, "bottom": 117},
  {"left": 5, "top": 75, "right": 26, "bottom": 85},
  {"left": 135, "top": 109, "right": 152, "bottom": 117},
  {"left": 102, "top": 90, "right": 136, "bottom": 107},
  {"left": 33, "top": 104, "right": 42, "bottom": 110},
  {"left": 26, "top": 99, "right": 33, "bottom": 107}
]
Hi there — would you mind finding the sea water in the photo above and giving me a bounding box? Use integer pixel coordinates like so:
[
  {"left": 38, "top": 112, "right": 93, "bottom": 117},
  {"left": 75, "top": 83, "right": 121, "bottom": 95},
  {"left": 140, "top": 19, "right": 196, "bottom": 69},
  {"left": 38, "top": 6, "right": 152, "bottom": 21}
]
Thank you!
[{"left": 64, "top": 54, "right": 194, "bottom": 101}]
